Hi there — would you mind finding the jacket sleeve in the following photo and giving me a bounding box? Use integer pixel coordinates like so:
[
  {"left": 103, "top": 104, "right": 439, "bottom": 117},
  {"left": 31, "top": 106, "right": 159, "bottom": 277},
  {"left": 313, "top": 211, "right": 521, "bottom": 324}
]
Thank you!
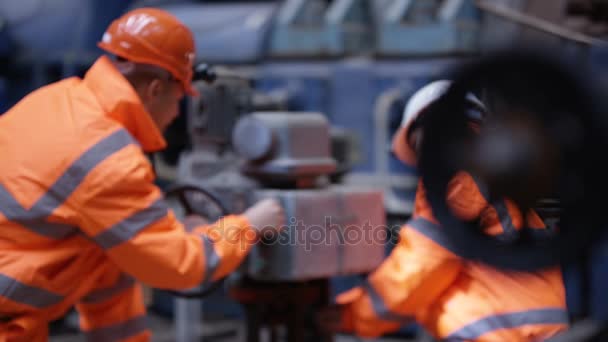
[
  {"left": 413, "top": 172, "right": 488, "bottom": 221},
  {"left": 73, "top": 143, "right": 257, "bottom": 290},
  {"left": 336, "top": 219, "right": 462, "bottom": 338}
]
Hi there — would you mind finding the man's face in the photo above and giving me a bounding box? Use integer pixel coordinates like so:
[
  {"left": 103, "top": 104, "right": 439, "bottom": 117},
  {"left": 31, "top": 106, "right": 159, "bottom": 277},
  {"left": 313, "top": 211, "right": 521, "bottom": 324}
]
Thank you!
[
  {"left": 408, "top": 126, "right": 424, "bottom": 158},
  {"left": 143, "top": 77, "right": 185, "bottom": 132}
]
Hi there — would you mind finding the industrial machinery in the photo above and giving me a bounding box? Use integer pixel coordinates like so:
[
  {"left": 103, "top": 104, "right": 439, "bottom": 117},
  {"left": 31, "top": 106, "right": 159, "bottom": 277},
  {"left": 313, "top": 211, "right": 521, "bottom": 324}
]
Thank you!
[
  {"left": 133, "top": 0, "right": 485, "bottom": 222},
  {"left": 163, "top": 68, "right": 386, "bottom": 342},
  {"left": 269, "top": 0, "right": 374, "bottom": 57},
  {"left": 1, "top": 0, "right": 606, "bottom": 340},
  {"left": 375, "top": 0, "right": 482, "bottom": 56},
  {"left": 177, "top": 109, "right": 386, "bottom": 281}
]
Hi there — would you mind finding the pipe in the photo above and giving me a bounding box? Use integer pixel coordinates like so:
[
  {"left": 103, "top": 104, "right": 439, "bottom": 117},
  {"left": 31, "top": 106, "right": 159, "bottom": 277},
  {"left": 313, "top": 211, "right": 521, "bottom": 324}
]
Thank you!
[{"left": 475, "top": 0, "right": 605, "bottom": 46}]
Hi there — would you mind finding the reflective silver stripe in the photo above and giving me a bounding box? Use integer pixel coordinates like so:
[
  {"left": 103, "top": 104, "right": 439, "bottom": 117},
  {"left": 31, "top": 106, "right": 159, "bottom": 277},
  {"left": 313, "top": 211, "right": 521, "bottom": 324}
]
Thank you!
[
  {"left": 0, "top": 184, "right": 27, "bottom": 218},
  {"left": 201, "top": 235, "right": 221, "bottom": 284},
  {"left": 0, "top": 273, "right": 63, "bottom": 308},
  {"left": 361, "top": 280, "right": 412, "bottom": 322},
  {"left": 470, "top": 175, "right": 553, "bottom": 240},
  {"left": 0, "top": 184, "right": 78, "bottom": 239},
  {"left": 30, "top": 129, "right": 135, "bottom": 214},
  {"left": 24, "top": 221, "right": 78, "bottom": 239},
  {"left": 469, "top": 176, "right": 518, "bottom": 241},
  {"left": 408, "top": 218, "right": 460, "bottom": 254},
  {"left": 446, "top": 308, "right": 569, "bottom": 341},
  {"left": 85, "top": 315, "right": 148, "bottom": 342},
  {"left": 0, "top": 129, "right": 135, "bottom": 239},
  {"left": 92, "top": 198, "right": 169, "bottom": 249},
  {"left": 493, "top": 200, "right": 518, "bottom": 243},
  {"left": 81, "top": 274, "right": 136, "bottom": 304}
]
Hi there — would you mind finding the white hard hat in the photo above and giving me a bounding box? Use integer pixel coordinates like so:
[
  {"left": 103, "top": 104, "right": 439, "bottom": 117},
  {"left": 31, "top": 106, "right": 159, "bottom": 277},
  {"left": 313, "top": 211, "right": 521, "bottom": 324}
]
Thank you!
[{"left": 391, "top": 80, "right": 486, "bottom": 166}]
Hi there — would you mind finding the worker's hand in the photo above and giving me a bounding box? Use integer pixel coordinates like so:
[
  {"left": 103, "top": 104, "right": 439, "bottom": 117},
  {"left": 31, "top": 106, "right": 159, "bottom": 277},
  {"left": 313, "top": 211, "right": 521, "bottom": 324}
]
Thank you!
[
  {"left": 316, "top": 304, "right": 351, "bottom": 334},
  {"left": 243, "top": 198, "right": 285, "bottom": 236},
  {"left": 182, "top": 214, "right": 210, "bottom": 232}
]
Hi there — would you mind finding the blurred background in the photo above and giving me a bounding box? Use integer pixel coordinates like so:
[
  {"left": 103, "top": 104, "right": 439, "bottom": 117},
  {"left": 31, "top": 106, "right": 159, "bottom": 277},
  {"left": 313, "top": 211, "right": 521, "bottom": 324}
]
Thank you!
[{"left": 1, "top": 0, "right": 608, "bottom": 341}]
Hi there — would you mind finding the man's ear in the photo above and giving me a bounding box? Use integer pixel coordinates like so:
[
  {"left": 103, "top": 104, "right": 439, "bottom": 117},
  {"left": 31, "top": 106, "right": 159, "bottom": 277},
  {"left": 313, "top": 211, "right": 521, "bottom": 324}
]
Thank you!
[
  {"left": 144, "top": 79, "right": 163, "bottom": 100},
  {"left": 133, "top": 79, "right": 159, "bottom": 104}
]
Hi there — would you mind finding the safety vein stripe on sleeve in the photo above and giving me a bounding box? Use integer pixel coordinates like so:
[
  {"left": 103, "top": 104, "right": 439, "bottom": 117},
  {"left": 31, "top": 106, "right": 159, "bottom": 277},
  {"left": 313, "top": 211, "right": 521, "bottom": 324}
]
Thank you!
[
  {"left": 469, "top": 175, "right": 519, "bottom": 242},
  {"left": 84, "top": 315, "right": 148, "bottom": 342},
  {"left": 0, "top": 183, "right": 79, "bottom": 239},
  {"left": 92, "top": 198, "right": 169, "bottom": 250},
  {"left": 469, "top": 175, "right": 553, "bottom": 241},
  {"left": 0, "top": 129, "right": 135, "bottom": 239},
  {"left": 81, "top": 274, "right": 136, "bottom": 304},
  {"left": 361, "top": 280, "right": 413, "bottom": 322},
  {"left": 407, "top": 217, "right": 460, "bottom": 254},
  {"left": 30, "top": 129, "right": 135, "bottom": 214},
  {"left": 0, "top": 184, "right": 28, "bottom": 219},
  {"left": 492, "top": 200, "right": 519, "bottom": 243},
  {"left": 445, "top": 308, "right": 569, "bottom": 341},
  {"left": 0, "top": 273, "right": 63, "bottom": 308},
  {"left": 200, "top": 235, "right": 221, "bottom": 284}
]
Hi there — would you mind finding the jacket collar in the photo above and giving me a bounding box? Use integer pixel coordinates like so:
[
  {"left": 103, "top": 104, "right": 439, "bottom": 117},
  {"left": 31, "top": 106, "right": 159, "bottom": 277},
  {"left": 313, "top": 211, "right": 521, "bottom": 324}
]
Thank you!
[{"left": 83, "top": 56, "right": 167, "bottom": 152}]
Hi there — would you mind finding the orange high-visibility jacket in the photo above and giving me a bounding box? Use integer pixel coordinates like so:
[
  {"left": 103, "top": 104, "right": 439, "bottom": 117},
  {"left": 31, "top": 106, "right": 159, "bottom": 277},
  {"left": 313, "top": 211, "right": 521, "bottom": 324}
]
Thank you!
[
  {"left": 0, "top": 56, "right": 257, "bottom": 341},
  {"left": 337, "top": 173, "right": 568, "bottom": 341}
]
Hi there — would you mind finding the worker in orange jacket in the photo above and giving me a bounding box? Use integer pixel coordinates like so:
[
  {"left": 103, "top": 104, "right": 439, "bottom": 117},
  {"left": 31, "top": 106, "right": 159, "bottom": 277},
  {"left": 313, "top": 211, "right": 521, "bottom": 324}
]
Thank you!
[
  {"left": 323, "top": 80, "right": 568, "bottom": 341},
  {"left": 0, "top": 8, "right": 285, "bottom": 342}
]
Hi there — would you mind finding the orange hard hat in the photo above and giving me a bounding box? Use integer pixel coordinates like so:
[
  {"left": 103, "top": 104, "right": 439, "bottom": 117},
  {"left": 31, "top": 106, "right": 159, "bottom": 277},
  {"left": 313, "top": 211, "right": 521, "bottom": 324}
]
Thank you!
[{"left": 98, "top": 7, "right": 198, "bottom": 96}]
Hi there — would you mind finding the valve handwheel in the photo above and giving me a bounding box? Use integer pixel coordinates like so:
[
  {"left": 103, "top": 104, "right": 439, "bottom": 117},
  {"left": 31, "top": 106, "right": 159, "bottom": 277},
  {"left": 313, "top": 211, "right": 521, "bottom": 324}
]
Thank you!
[{"left": 164, "top": 183, "right": 232, "bottom": 298}]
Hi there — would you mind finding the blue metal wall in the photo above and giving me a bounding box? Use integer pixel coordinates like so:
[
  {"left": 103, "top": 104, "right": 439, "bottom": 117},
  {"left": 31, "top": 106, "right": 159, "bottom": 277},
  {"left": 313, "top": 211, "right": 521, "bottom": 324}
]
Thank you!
[{"left": 0, "top": 0, "right": 134, "bottom": 109}]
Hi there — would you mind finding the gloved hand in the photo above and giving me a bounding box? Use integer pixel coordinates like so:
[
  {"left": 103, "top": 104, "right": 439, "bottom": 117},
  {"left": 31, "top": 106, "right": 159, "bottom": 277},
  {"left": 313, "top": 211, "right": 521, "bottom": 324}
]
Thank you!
[{"left": 242, "top": 198, "right": 285, "bottom": 236}]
